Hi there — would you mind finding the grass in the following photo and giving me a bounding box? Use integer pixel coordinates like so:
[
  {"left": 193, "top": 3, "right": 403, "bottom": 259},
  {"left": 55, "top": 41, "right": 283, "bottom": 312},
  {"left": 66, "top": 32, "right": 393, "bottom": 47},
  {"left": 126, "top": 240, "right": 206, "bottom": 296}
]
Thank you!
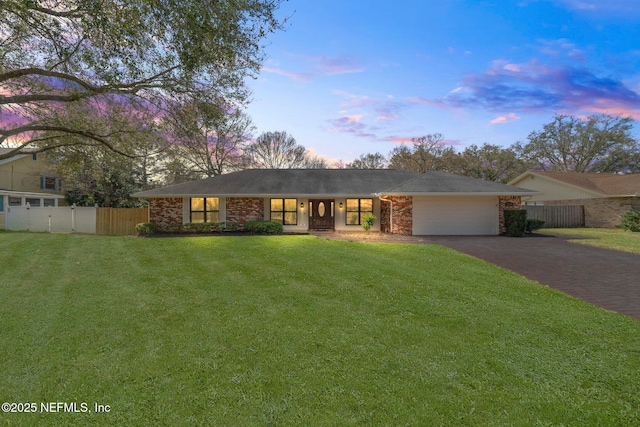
[
  {"left": 541, "top": 227, "right": 640, "bottom": 254},
  {"left": 1, "top": 232, "right": 639, "bottom": 426}
]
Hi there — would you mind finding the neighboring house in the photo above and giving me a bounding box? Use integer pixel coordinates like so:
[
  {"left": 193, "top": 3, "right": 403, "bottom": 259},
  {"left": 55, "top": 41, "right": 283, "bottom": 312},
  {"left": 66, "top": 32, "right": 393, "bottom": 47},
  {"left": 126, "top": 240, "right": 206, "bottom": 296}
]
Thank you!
[
  {"left": 0, "top": 149, "right": 64, "bottom": 229},
  {"left": 509, "top": 171, "right": 640, "bottom": 228},
  {"left": 133, "top": 169, "right": 536, "bottom": 235}
]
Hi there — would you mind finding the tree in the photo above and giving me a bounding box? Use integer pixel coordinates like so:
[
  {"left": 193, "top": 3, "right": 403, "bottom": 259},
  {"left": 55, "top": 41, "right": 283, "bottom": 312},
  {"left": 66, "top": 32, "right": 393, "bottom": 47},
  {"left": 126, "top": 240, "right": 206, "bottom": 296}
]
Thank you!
[
  {"left": 388, "top": 133, "right": 455, "bottom": 173},
  {"left": 449, "top": 144, "right": 528, "bottom": 183},
  {"left": 513, "top": 114, "right": 640, "bottom": 173},
  {"left": 347, "top": 152, "right": 388, "bottom": 169},
  {"left": 43, "top": 100, "right": 165, "bottom": 206},
  {"left": 244, "top": 131, "right": 328, "bottom": 169},
  {"left": 0, "top": 0, "right": 285, "bottom": 160},
  {"left": 47, "top": 144, "right": 146, "bottom": 208},
  {"left": 167, "top": 98, "right": 254, "bottom": 177}
]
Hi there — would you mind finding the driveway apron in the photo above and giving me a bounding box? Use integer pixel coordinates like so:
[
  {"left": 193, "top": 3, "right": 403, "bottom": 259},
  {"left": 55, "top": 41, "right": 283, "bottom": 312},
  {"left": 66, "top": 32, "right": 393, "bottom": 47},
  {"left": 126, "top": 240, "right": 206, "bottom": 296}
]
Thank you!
[{"left": 427, "top": 234, "right": 640, "bottom": 322}]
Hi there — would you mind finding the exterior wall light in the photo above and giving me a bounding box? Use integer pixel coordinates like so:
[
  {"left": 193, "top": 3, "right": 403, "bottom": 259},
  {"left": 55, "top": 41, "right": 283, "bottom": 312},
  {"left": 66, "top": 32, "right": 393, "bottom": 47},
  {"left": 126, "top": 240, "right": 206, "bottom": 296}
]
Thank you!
[
  {"left": 300, "top": 202, "right": 304, "bottom": 208},
  {"left": 339, "top": 202, "right": 343, "bottom": 209}
]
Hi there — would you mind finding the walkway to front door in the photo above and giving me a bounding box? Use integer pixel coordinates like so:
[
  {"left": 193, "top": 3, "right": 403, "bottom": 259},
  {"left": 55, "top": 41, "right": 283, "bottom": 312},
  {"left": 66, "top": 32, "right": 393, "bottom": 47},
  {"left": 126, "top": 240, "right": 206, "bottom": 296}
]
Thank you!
[{"left": 309, "top": 199, "right": 334, "bottom": 230}]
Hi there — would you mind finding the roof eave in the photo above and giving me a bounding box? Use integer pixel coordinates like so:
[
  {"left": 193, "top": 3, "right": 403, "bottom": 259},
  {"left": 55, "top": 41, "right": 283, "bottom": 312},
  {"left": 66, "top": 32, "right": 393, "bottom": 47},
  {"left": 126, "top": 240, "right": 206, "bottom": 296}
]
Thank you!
[{"left": 377, "top": 191, "right": 541, "bottom": 197}]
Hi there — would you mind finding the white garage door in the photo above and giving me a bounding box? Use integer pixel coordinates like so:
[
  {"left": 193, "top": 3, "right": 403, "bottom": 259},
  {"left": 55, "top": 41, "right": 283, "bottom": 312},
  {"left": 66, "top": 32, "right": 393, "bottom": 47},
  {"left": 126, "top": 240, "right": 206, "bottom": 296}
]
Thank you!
[{"left": 412, "top": 196, "right": 498, "bottom": 235}]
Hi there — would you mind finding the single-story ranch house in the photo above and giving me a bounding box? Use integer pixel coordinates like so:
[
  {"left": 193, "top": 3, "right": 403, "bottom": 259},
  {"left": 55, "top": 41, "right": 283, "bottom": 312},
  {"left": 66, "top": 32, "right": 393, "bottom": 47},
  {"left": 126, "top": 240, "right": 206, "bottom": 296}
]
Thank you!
[{"left": 133, "top": 169, "right": 537, "bottom": 235}]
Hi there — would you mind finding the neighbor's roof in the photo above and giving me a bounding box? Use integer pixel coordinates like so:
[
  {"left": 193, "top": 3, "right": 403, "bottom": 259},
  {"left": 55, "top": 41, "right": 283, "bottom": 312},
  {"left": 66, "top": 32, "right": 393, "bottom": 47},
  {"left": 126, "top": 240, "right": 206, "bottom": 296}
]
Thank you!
[
  {"left": 133, "top": 169, "right": 537, "bottom": 198},
  {"left": 510, "top": 171, "right": 640, "bottom": 196}
]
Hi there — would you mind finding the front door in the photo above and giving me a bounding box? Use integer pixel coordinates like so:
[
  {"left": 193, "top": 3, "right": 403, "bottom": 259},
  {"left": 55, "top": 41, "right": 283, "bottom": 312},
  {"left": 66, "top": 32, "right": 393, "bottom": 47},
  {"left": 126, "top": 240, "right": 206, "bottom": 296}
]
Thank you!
[{"left": 309, "top": 199, "right": 334, "bottom": 230}]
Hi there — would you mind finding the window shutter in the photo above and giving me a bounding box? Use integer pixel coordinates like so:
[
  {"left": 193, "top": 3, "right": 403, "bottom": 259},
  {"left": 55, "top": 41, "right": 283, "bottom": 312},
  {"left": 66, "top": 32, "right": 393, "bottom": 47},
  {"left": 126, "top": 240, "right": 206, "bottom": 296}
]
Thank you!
[{"left": 40, "top": 176, "right": 44, "bottom": 189}]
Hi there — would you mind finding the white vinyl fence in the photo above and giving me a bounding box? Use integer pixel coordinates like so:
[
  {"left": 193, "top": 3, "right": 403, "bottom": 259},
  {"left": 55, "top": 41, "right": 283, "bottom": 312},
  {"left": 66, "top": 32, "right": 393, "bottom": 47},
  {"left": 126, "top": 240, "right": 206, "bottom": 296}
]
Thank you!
[{"left": 4, "top": 205, "right": 97, "bottom": 233}]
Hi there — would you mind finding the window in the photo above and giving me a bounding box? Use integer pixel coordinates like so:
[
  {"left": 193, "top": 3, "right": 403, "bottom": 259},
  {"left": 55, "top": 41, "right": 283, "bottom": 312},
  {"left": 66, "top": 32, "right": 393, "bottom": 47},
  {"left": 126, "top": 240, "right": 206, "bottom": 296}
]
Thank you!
[
  {"left": 40, "top": 176, "right": 61, "bottom": 191},
  {"left": 32, "top": 153, "right": 37, "bottom": 161},
  {"left": 190, "top": 198, "right": 219, "bottom": 223},
  {"left": 0, "top": 196, "right": 3, "bottom": 212},
  {"left": 26, "top": 198, "right": 40, "bottom": 207},
  {"left": 346, "top": 198, "right": 373, "bottom": 225},
  {"left": 9, "top": 197, "right": 21, "bottom": 206},
  {"left": 270, "top": 198, "right": 297, "bottom": 225},
  {"left": 43, "top": 199, "right": 56, "bottom": 207}
]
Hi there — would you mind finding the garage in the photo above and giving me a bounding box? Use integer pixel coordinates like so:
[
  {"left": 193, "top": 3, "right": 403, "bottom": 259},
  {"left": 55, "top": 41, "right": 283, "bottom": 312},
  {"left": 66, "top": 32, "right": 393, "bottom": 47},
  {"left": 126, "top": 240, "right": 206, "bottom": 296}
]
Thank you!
[{"left": 412, "top": 196, "right": 498, "bottom": 235}]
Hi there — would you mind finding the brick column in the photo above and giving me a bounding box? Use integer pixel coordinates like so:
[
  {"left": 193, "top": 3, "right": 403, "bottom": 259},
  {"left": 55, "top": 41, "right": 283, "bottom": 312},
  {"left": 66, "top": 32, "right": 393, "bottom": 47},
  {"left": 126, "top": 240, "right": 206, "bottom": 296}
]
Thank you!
[
  {"left": 379, "top": 198, "right": 391, "bottom": 233},
  {"left": 391, "top": 196, "right": 413, "bottom": 235},
  {"left": 498, "top": 196, "right": 522, "bottom": 235}
]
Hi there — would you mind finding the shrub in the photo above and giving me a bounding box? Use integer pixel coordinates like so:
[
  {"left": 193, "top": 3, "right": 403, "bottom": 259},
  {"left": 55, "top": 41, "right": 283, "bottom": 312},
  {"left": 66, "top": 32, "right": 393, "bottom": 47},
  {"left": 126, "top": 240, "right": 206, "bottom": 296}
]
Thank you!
[
  {"left": 243, "top": 220, "right": 283, "bottom": 234},
  {"left": 504, "top": 210, "right": 527, "bottom": 237},
  {"left": 362, "top": 214, "right": 376, "bottom": 232},
  {"left": 224, "top": 221, "right": 239, "bottom": 232},
  {"left": 182, "top": 222, "right": 224, "bottom": 233},
  {"left": 526, "top": 219, "right": 546, "bottom": 233},
  {"left": 135, "top": 222, "right": 158, "bottom": 236},
  {"left": 620, "top": 210, "right": 640, "bottom": 232}
]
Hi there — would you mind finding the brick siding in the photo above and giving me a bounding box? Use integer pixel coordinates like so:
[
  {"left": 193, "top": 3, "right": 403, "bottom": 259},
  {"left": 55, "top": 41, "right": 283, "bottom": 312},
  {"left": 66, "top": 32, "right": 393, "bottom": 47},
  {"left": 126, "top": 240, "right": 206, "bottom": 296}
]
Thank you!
[
  {"left": 149, "top": 197, "right": 183, "bottom": 231},
  {"left": 226, "top": 197, "right": 264, "bottom": 229}
]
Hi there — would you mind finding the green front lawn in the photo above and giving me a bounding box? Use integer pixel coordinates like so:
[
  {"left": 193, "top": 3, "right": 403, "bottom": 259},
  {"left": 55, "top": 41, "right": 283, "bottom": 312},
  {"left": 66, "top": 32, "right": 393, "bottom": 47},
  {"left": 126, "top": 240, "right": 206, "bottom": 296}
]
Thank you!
[
  {"left": 541, "top": 228, "right": 640, "bottom": 254},
  {"left": 1, "top": 232, "right": 639, "bottom": 425}
]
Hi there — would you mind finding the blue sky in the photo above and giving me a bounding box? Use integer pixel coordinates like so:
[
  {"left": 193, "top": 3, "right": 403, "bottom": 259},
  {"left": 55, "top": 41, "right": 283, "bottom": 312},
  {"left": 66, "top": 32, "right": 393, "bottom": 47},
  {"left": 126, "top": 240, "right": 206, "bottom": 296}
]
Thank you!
[{"left": 245, "top": 0, "right": 640, "bottom": 164}]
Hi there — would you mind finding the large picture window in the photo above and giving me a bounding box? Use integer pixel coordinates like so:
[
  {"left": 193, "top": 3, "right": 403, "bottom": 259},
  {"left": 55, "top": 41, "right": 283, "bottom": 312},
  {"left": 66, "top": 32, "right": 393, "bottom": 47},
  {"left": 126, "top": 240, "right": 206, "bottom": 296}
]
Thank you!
[
  {"left": 190, "top": 198, "right": 219, "bottom": 223},
  {"left": 346, "top": 198, "right": 373, "bottom": 225},
  {"left": 271, "top": 198, "right": 297, "bottom": 225}
]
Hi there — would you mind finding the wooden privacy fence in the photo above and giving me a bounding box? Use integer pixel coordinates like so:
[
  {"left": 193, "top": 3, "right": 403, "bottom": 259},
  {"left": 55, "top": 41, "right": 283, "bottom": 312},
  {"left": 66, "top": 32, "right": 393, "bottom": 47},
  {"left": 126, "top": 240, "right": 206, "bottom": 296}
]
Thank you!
[
  {"left": 96, "top": 208, "right": 148, "bottom": 235},
  {"left": 524, "top": 205, "right": 585, "bottom": 228}
]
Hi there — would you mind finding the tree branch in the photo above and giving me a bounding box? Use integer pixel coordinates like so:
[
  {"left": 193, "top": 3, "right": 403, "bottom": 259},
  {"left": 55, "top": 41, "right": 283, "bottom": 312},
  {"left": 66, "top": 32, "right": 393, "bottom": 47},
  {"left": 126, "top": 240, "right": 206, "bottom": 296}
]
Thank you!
[{"left": 0, "top": 124, "right": 137, "bottom": 159}]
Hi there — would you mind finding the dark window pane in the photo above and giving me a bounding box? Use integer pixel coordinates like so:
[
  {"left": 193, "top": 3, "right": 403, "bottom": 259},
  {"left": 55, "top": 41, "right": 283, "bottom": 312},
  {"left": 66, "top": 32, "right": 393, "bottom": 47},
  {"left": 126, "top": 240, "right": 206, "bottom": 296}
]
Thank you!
[
  {"left": 44, "top": 177, "right": 57, "bottom": 190},
  {"left": 43, "top": 199, "right": 55, "bottom": 207}
]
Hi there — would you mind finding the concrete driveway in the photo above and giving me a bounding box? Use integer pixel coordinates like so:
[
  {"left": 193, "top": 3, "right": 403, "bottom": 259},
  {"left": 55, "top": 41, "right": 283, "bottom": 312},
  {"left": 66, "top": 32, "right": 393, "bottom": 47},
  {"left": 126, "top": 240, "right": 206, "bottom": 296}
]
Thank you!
[{"left": 427, "top": 234, "right": 640, "bottom": 322}]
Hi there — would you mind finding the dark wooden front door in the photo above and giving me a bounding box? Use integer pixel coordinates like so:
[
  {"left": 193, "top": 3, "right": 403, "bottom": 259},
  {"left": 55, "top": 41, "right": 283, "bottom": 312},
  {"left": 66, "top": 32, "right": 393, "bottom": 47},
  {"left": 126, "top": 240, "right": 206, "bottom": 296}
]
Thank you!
[{"left": 309, "top": 199, "right": 334, "bottom": 230}]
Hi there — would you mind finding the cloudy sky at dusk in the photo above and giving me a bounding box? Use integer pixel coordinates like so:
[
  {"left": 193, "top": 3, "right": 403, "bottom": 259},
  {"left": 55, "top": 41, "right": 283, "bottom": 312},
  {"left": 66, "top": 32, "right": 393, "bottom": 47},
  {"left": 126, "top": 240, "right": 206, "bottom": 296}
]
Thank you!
[{"left": 245, "top": 0, "right": 640, "bottom": 163}]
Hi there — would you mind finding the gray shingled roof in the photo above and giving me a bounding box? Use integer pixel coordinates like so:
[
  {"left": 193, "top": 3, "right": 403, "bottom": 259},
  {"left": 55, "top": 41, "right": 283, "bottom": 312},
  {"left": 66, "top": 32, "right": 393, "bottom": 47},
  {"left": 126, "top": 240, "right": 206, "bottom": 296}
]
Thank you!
[
  {"left": 381, "top": 171, "right": 537, "bottom": 194},
  {"left": 133, "top": 169, "right": 536, "bottom": 197}
]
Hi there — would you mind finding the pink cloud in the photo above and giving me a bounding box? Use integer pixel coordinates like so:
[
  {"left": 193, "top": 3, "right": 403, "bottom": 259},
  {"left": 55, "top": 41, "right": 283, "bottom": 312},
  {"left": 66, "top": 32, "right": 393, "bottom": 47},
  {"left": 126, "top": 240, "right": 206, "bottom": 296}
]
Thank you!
[
  {"left": 313, "top": 56, "right": 365, "bottom": 76},
  {"left": 384, "top": 136, "right": 414, "bottom": 144},
  {"left": 261, "top": 55, "right": 364, "bottom": 83},
  {"left": 261, "top": 66, "right": 311, "bottom": 82},
  {"left": 490, "top": 113, "right": 522, "bottom": 124}
]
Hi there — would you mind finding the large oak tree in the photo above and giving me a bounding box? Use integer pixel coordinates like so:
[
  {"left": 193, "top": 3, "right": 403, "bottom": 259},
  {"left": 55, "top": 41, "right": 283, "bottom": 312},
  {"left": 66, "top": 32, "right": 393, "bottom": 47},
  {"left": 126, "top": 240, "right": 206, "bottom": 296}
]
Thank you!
[
  {"left": 0, "top": 0, "right": 285, "bottom": 160},
  {"left": 513, "top": 114, "right": 639, "bottom": 173}
]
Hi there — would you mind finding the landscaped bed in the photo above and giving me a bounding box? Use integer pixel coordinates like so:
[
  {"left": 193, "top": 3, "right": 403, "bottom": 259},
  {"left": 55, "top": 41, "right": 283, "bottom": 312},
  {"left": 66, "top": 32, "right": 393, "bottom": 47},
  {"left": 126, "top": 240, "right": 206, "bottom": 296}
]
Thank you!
[{"left": 1, "top": 232, "right": 639, "bottom": 425}]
